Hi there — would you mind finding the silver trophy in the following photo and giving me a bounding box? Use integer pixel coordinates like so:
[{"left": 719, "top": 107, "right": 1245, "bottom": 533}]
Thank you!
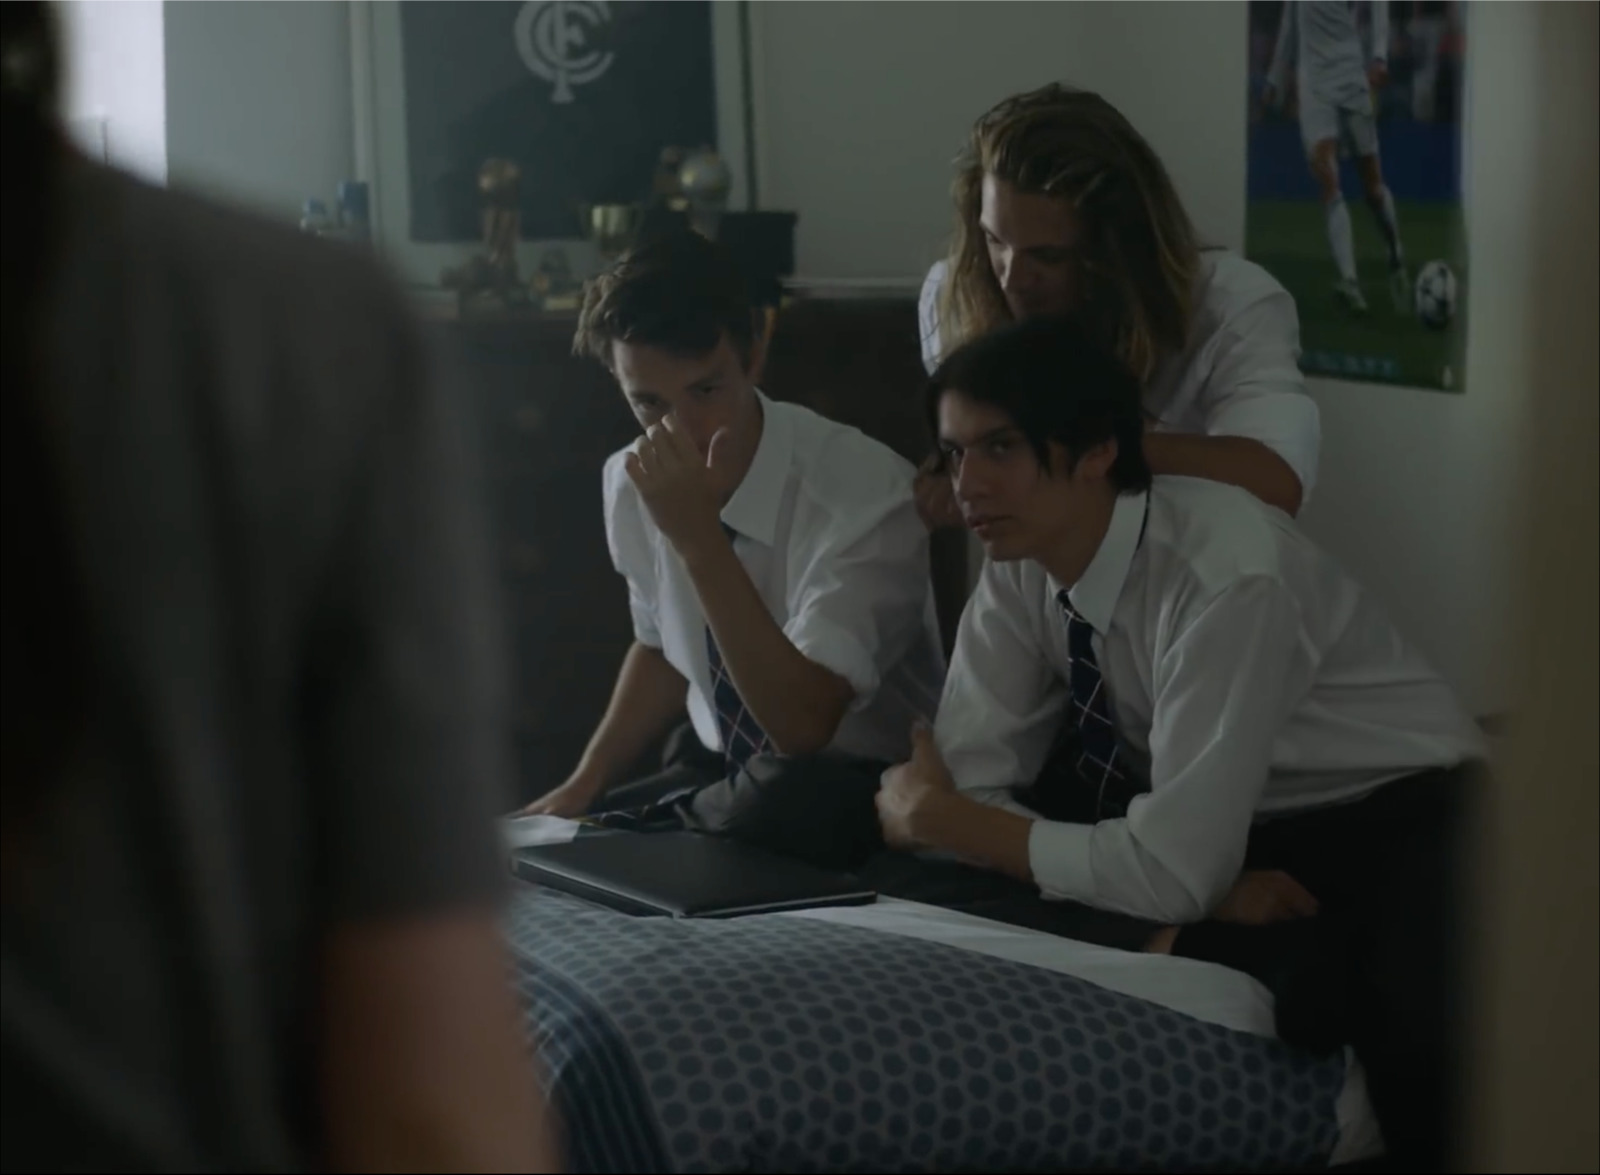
[{"left": 678, "top": 146, "right": 731, "bottom": 240}]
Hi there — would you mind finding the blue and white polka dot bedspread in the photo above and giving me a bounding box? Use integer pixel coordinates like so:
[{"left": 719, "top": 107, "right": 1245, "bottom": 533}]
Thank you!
[{"left": 504, "top": 887, "right": 1381, "bottom": 1173}]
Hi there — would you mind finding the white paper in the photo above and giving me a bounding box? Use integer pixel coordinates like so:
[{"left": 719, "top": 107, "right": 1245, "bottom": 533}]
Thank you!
[{"left": 500, "top": 814, "right": 585, "bottom": 851}]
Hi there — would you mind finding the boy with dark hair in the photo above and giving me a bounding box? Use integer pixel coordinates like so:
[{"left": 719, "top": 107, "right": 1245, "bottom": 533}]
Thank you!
[
  {"left": 877, "top": 314, "right": 1483, "bottom": 1169},
  {"left": 523, "top": 233, "right": 944, "bottom": 870}
]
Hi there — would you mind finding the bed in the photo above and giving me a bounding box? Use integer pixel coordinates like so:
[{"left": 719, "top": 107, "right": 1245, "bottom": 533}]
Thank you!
[{"left": 503, "top": 882, "right": 1384, "bottom": 1172}]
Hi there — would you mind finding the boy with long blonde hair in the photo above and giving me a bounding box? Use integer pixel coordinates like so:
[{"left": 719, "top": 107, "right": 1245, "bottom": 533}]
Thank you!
[{"left": 917, "top": 84, "right": 1319, "bottom": 525}]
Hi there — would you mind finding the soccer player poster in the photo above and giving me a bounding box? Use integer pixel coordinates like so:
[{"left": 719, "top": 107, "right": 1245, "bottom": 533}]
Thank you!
[{"left": 1246, "top": 1, "right": 1467, "bottom": 391}]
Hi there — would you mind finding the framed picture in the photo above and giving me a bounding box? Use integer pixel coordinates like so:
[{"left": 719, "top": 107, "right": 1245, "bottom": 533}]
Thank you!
[
  {"left": 1244, "top": 0, "right": 1468, "bottom": 392},
  {"left": 351, "top": 0, "right": 761, "bottom": 288}
]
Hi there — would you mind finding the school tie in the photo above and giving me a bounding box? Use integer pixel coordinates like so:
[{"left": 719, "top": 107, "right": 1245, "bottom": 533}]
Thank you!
[
  {"left": 1052, "top": 591, "right": 1146, "bottom": 821},
  {"left": 706, "top": 524, "right": 772, "bottom": 776}
]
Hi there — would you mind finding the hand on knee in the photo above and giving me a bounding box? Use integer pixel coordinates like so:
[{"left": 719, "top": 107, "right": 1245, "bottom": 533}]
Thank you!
[{"left": 1213, "top": 869, "right": 1320, "bottom": 926}]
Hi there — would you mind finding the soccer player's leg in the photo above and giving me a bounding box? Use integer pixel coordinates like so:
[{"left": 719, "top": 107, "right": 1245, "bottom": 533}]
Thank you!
[
  {"left": 1302, "top": 96, "right": 1365, "bottom": 313},
  {"left": 1351, "top": 108, "right": 1409, "bottom": 312}
]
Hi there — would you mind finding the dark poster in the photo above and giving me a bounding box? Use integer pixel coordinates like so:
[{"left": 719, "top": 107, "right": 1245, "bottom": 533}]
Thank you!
[{"left": 400, "top": 1, "right": 717, "bottom": 241}]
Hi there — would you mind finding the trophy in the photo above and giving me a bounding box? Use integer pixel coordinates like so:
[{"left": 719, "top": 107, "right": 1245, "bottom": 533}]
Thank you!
[
  {"left": 531, "top": 246, "right": 581, "bottom": 311},
  {"left": 581, "top": 202, "right": 644, "bottom": 264},
  {"left": 678, "top": 146, "right": 731, "bottom": 240},
  {"left": 576, "top": 144, "right": 729, "bottom": 274},
  {"left": 441, "top": 157, "right": 531, "bottom": 313}
]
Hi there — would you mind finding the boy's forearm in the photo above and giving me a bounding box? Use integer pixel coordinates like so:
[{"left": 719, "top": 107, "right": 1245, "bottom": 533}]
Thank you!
[
  {"left": 575, "top": 641, "right": 687, "bottom": 788},
  {"left": 917, "top": 790, "right": 1036, "bottom": 884},
  {"left": 681, "top": 538, "right": 851, "bottom": 755}
]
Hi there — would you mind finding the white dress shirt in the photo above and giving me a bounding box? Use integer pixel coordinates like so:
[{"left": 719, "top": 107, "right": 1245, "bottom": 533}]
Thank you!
[
  {"left": 1267, "top": 0, "right": 1389, "bottom": 109},
  {"left": 935, "top": 475, "right": 1484, "bottom": 923},
  {"left": 918, "top": 251, "right": 1322, "bottom": 500},
  {"left": 604, "top": 392, "right": 946, "bottom": 764}
]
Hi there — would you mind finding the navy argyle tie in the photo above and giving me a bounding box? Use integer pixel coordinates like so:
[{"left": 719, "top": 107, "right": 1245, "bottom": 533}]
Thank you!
[
  {"left": 706, "top": 524, "right": 771, "bottom": 775},
  {"left": 1054, "top": 591, "right": 1146, "bottom": 821}
]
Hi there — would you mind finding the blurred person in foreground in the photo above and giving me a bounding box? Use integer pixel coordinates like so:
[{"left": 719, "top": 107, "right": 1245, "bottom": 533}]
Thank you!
[{"left": 0, "top": 4, "right": 557, "bottom": 1171}]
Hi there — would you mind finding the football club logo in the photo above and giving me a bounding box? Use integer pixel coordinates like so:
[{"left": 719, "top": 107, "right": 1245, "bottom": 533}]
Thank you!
[{"left": 515, "top": 1, "right": 615, "bottom": 105}]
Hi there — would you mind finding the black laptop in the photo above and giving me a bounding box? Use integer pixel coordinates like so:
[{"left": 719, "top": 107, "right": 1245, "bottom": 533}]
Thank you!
[{"left": 511, "top": 830, "right": 877, "bottom": 918}]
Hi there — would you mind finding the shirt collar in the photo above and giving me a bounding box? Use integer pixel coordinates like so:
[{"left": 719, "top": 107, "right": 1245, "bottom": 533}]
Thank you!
[
  {"left": 719, "top": 390, "right": 790, "bottom": 548},
  {"left": 1059, "top": 490, "right": 1149, "bottom": 635}
]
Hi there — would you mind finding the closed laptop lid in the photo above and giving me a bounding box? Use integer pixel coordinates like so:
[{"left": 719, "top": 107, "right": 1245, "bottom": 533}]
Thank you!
[{"left": 511, "top": 830, "right": 877, "bottom": 918}]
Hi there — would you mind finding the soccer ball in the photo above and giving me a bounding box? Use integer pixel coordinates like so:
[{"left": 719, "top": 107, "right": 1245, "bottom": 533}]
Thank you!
[{"left": 1414, "top": 260, "right": 1458, "bottom": 330}]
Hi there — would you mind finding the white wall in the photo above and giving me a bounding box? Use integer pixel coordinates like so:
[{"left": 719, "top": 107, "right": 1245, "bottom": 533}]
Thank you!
[
  {"left": 58, "top": 0, "right": 167, "bottom": 184},
  {"left": 163, "top": 0, "right": 354, "bottom": 222},
  {"left": 753, "top": 0, "right": 1247, "bottom": 280}
]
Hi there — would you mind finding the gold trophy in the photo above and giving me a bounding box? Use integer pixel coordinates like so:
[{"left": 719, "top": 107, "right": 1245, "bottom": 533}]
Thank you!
[
  {"left": 581, "top": 202, "right": 644, "bottom": 264},
  {"left": 576, "top": 144, "right": 727, "bottom": 274},
  {"left": 442, "top": 157, "right": 532, "bottom": 313}
]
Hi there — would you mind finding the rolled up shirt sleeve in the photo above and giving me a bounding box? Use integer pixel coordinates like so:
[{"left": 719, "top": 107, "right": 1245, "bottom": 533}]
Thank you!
[
  {"left": 1026, "top": 577, "right": 1314, "bottom": 922},
  {"left": 602, "top": 450, "right": 662, "bottom": 649},
  {"left": 784, "top": 490, "right": 932, "bottom": 711},
  {"left": 1200, "top": 285, "right": 1322, "bottom": 503}
]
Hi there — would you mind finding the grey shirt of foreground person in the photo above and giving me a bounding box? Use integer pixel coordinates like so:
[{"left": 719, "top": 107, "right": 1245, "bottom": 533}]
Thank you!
[{"left": 0, "top": 158, "right": 557, "bottom": 1171}]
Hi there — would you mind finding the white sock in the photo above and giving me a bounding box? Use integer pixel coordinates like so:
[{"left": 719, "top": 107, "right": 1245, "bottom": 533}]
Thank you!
[
  {"left": 1324, "top": 196, "right": 1359, "bottom": 284},
  {"left": 1367, "top": 184, "right": 1404, "bottom": 268}
]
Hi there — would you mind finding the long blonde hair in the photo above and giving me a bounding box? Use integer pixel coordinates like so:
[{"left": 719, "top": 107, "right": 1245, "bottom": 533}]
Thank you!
[{"left": 938, "top": 84, "right": 1201, "bottom": 383}]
